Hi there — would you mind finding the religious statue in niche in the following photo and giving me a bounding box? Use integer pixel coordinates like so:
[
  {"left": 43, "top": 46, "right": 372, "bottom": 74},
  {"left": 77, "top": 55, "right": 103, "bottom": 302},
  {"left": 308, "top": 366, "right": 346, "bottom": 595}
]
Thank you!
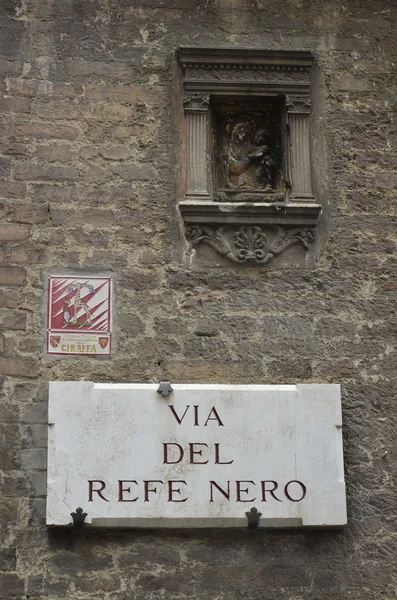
[
  {"left": 228, "top": 123, "right": 277, "bottom": 189},
  {"left": 214, "top": 102, "right": 284, "bottom": 201}
]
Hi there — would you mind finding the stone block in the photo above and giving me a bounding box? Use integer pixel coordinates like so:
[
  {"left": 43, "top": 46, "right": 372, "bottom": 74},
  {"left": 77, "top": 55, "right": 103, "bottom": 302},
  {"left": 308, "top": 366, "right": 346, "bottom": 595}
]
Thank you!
[
  {"left": 29, "top": 471, "right": 47, "bottom": 497},
  {"left": 33, "top": 100, "right": 135, "bottom": 122},
  {"left": 0, "top": 310, "right": 27, "bottom": 330},
  {"left": 20, "top": 403, "right": 48, "bottom": 424},
  {"left": 117, "top": 314, "right": 145, "bottom": 335},
  {"left": 49, "top": 206, "right": 116, "bottom": 227},
  {"left": 0, "top": 356, "right": 38, "bottom": 377},
  {"left": 1, "top": 473, "right": 32, "bottom": 499},
  {"left": 51, "top": 551, "right": 113, "bottom": 574},
  {"left": 79, "top": 145, "right": 131, "bottom": 161},
  {"left": 17, "top": 336, "right": 42, "bottom": 354},
  {"left": 0, "top": 0, "right": 18, "bottom": 18},
  {"left": 0, "top": 289, "right": 19, "bottom": 309},
  {"left": 31, "top": 498, "right": 46, "bottom": 523},
  {"left": 110, "top": 163, "right": 157, "bottom": 181},
  {"left": 13, "top": 162, "right": 79, "bottom": 182},
  {"left": 0, "top": 157, "right": 11, "bottom": 177},
  {"left": 75, "top": 573, "right": 122, "bottom": 593},
  {"left": 80, "top": 164, "right": 111, "bottom": 184},
  {"left": 7, "top": 77, "right": 81, "bottom": 99},
  {"left": 0, "top": 20, "right": 24, "bottom": 57},
  {"left": 84, "top": 251, "right": 126, "bottom": 268},
  {"left": 10, "top": 244, "right": 46, "bottom": 264},
  {"left": 0, "top": 267, "right": 26, "bottom": 285},
  {"left": 35, "top": 144, "right": 77, "bottom": 163},
  {"left": 314, "top": 317, "right": 357, "bottom": 339},
  {"left": 0, "top": 96, "right": 30, "bottom": 114},
  {"left": 0, "top": 224, "right": 29, "bottom": 242},
  {"left": 0, "top": 549, "right": 16, "bottom": 571},
  {"left": 0, "top": 443, "right": 19, "bottom": 469},
  {"left": 0, "top": 496, "right": 18, "bottom": 523},
  {"left": 334, "top": 35, "right": 371, "bottom": 51},
  {"left": 265, "top": 16, "right": 307, "bottom": 30},
  {"left": 25, "top": 424, "right": 47, "bottom": 448},
  {"left": 32, "top": 183, "right": 133, "bottom": 205},
  {"left": 14, "top": 122, "right": 80, "bottom": 140},
  {"left": 335, "top": 74, "right": 371, "bottom": 92},
  {"left": 0, "top": 59, "right": 23, "bottom": 77},
  {"left": 84, "top": 83, "right": 157, "bottom": 104},
  {"left": 0, "top": 181, "right": 27, "bottom": 198},
  {"left": 19, "top": 448, "right": 47, "bottom": 471},
  {"left": 374, "top": 172, "right": 397, "bottom": 190},
  {"left": 6, "top": 203, "right": 48, "bottom": 224},
  {"left": 0, "top": 573, "right": 24, "bottom": 597},
  {"left": 62, "top": 58, "right": 137, "bottom": 82},
  {"left": 0, "top": 141, "right": 29, "bottom": 156},
  {"left": 24, "top": 574, "right": 45, "bottom": 597},
  {"left": 117, "top": 545, "right": 181, "bottom": 569},
  {"left": 267, "top": 358, "right": 313, "bottom": 379}
]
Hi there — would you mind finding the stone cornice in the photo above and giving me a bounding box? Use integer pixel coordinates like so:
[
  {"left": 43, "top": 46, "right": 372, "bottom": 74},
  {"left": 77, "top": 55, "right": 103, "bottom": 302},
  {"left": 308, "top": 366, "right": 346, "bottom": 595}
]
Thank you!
[
  {"left": 179, "top": 201, "right": 322, "bottom": 227},
  {"left": 177, "top": 48, "right": 313, "bottom": 95},
  {"left": 177, "top": 47, "right": 314, "bottom": 70}
]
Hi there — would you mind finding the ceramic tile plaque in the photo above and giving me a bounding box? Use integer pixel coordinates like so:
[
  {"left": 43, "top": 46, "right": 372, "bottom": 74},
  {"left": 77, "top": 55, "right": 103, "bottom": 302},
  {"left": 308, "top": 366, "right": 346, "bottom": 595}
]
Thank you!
[
  {"left": 46, "top": 276, "right": 112, "bottom": 356},
  {"left": 47, "top": 383, "right": 346, "bottom": 528}
]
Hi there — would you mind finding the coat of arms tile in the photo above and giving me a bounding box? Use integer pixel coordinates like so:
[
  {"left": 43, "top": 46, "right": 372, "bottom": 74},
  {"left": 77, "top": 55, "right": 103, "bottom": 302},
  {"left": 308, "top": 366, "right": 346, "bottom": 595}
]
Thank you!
[{"left": 46, "top": 275, "right": 112, "bottom": 356}]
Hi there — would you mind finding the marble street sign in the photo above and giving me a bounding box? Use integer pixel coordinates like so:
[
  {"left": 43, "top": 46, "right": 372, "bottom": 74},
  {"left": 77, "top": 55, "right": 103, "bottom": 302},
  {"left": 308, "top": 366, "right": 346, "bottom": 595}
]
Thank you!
[{"left": 47, "top": 382, "right": 346, "bottom": 528}]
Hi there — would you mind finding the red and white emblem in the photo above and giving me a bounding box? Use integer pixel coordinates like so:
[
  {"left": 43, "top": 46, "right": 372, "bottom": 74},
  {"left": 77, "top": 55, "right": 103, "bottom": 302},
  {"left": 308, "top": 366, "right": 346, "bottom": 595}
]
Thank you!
[
  {"left": 98, "top": 337, "right": 109, "bottom": 349},
  {"left": 46, "top": 276, "right": 112, "bottom": 356},
  {"left": 50, "top": 336, "right": 61, "bottom": 348}
]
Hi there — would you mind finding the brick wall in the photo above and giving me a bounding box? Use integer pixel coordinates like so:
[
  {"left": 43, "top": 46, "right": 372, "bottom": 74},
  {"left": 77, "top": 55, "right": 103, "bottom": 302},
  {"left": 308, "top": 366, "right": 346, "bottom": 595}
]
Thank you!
[{"left": 0, "top": 0, "right": 396, "bottom": 598}]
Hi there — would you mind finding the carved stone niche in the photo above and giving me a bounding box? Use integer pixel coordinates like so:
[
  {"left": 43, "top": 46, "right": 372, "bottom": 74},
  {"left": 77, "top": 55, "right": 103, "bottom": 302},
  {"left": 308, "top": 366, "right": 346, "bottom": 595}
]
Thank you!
[{"left": 177, "top": 48, "right": 322, "bottom": 266}]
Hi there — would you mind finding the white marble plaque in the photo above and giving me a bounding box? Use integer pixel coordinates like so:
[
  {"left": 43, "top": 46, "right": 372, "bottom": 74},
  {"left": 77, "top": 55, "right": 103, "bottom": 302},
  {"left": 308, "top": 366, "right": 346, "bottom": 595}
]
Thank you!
[{"left": 47, "top": 383, "right": 346, "bottom": 528}]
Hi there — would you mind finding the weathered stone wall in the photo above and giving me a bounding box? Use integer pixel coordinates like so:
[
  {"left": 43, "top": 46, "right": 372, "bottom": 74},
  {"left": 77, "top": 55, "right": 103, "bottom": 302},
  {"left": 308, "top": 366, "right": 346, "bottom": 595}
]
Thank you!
[{"left": 0, "top": 0, "right": 396, "bottom": 598}]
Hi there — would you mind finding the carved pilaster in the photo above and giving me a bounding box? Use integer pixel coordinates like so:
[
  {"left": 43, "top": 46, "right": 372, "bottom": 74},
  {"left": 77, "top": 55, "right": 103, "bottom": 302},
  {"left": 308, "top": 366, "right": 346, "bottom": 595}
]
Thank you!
[
  {"left": 286, "top": 95, "right": 313, "bottom": 201},
  {"left": 285, "top": 96, "right": 311, "bottom": 114},
  {"left": 183, "top": 93, "right": 210, "bottom": 198},
  {"left": 183, "top": 92, "right": 210, "bottom": 112}
]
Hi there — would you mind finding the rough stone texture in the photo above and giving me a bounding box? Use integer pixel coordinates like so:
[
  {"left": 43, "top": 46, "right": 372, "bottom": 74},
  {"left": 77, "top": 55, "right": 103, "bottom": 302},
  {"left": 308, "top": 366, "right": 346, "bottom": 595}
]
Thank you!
[{"left": 0, "top": 0, "right": 396, "bottom": 599}]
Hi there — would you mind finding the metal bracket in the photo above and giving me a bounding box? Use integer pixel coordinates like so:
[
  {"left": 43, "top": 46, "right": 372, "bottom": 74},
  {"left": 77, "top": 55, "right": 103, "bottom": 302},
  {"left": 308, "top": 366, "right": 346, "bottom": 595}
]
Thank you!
[
  {"left": 157, "top": 381, "right": 173, "bottom": 397},
  {"left": 70, "top": 507, "right": 87, "bottom": 530},
  {"left": 245, "top": 507, "right": 262, "bottom": 530}
]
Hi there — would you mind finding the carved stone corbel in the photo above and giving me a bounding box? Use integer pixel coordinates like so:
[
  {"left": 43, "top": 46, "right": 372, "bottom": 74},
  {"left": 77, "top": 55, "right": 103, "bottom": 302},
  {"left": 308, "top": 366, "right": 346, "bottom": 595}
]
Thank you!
[{"left": 185, "top": 224, "right": 315, "bottom": 265}]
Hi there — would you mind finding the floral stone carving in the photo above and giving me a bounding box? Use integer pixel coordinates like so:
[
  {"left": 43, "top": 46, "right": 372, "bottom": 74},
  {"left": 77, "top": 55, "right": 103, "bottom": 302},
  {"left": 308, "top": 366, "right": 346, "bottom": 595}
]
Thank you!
[{"left": 185, "top": 224, "right": 314, "bottom": 265}]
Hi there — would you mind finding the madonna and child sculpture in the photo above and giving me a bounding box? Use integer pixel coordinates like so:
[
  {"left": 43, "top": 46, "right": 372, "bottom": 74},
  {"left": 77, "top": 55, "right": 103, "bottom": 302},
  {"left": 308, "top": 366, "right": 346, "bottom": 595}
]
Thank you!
[{"left": 227, "top": 122, "right": 277, "bottom": 191}]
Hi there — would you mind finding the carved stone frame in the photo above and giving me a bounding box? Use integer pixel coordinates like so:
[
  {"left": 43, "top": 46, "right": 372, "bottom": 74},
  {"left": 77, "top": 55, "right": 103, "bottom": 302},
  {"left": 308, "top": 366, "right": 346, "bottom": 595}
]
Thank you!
[{"left": 177, "top": 48, "right": 321, "bottom": 265}]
